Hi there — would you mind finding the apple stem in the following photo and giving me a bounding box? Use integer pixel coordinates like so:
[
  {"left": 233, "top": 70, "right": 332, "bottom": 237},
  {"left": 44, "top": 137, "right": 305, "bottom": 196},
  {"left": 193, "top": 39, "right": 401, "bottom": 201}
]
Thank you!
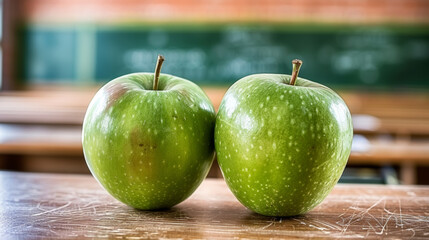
[
  {"left": 289, "top": 59, "right": 303, "bottom": 86},
  {"left": 153, "top": 55, "right": 165, "bottom": 91}
]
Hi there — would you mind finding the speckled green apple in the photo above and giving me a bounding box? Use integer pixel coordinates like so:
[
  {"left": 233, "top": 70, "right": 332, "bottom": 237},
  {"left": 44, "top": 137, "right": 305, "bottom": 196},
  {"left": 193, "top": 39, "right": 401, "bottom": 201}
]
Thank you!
[
  {"left": 83, "top": 56, "right": 215, "bottom": 210},
  {"left": 215, "top": 60, "right": 353, "bottom": 217}
]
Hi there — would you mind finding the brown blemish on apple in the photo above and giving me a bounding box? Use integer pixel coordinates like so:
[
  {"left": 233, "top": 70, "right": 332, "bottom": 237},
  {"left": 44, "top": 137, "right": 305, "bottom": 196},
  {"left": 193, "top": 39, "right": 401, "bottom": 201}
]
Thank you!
[{"left": 126, "top": 128, "right": 160, "bottom": 179}]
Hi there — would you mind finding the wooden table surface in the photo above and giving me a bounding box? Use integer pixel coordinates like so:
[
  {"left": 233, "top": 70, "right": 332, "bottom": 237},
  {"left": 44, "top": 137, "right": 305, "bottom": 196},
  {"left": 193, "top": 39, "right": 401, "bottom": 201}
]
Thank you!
[{"left": 1, "top": 171, "right": 428, "bottom": 239}]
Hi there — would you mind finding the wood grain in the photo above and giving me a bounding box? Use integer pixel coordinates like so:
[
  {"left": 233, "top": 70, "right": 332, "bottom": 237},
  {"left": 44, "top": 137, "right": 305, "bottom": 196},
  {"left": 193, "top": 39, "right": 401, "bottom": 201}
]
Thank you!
[{"left": 0, "top": 171, "right": 428, "bottom": 239}]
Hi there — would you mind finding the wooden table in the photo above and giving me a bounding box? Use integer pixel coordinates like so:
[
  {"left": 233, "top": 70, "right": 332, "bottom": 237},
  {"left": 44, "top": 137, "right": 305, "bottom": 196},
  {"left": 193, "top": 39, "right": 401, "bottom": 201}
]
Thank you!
[{"left": 1, "top": 171, "right": 428, "bottom": 239}]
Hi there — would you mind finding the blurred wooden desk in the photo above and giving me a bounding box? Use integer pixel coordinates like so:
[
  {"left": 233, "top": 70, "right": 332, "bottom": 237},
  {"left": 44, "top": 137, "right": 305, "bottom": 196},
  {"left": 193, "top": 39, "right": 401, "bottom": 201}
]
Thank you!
[
  {"left": 1, "top": 171, "right": 428, "bottom": 239},
  {"left": 2, "top": 123, "right": 429, "bottom": 163},
  {"left": 1, "top": 89, "right": 429, "bottom": 183},
  {"left": 1, "top": 123, "right": 429, "bottom": 182}
]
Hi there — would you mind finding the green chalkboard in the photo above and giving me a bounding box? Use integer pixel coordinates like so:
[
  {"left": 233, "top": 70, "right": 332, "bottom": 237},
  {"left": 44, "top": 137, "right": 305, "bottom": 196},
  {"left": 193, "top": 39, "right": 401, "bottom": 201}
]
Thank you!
[
  {"left": 21, "top": 28, "right": 77, "bottom": 82},
  {"left": 21, "top": 24, "right": 429, "bottom": 90}
]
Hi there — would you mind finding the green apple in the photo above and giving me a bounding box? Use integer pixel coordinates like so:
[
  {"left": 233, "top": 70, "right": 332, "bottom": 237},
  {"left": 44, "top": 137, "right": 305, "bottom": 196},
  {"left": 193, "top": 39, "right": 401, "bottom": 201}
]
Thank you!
[
  {"left": 82, "top": 56, "right": 216, "bottom": 210},
  {"left": 215, "top": 60, "right": 353, "bottom": 216}
]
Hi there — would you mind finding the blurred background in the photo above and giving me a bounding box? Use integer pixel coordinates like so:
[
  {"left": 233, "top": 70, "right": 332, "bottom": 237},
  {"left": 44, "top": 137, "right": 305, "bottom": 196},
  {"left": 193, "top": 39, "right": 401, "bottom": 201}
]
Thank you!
[{"left": 0, "top": 0, "right": 428, "bottom": 184}]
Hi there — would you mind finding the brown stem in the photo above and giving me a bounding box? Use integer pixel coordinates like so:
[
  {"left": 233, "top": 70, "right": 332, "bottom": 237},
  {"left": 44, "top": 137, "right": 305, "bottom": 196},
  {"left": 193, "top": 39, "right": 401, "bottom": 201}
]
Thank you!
[
  {"left": 153, "top": 55, "right": 165, "bottom": 90},
  {"left": 289, "top": 59, "right": 303, "bottom": 86}
]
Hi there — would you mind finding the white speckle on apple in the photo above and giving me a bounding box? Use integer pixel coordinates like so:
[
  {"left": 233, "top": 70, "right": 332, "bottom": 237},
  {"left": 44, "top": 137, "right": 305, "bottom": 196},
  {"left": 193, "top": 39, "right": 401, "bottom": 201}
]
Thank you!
[
  {"left": 266, "top": 96, "right": 270, "bottom": 101},
  {"left": 277, "top": 115, "right": 281, "bottom": 121},
  {"left": 268, "top": 131, "right": 272, "bottom": 136},
  {"left": 259, "top": 103, "right": 264, "bottom": 108},
  {"left": 280, "top": 95, "right": 284, "bottom": 100},
  {"left": 272, "top": 143, "right": 277, "bottom": 149},
  {"left": 259, "top": 146, "right": 263, "bottom": 150}
]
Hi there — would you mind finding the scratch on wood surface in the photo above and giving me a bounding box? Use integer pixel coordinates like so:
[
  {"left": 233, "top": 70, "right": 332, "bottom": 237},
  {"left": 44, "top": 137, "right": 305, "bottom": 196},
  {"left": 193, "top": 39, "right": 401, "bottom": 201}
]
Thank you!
[
  {"left": 260, "top": 221, "right": 274, "bottom": 230},
  {"left": 340, "top": 197, "right": 385, "bottom": 234},
  {"left": 338, "top": 195, "right": 429, "bottom": 238},
  {"left": 32, "top": 202, "right": 72, "bottom": 216},
  {"left": 398, "top": 197, "right": 403, "bottom": 229},
  {"left": 406, "top": 228, "right": 416, "bottom": 238},
  {"left": 312, "top": 219, "right": 342, "bottom": 231}
]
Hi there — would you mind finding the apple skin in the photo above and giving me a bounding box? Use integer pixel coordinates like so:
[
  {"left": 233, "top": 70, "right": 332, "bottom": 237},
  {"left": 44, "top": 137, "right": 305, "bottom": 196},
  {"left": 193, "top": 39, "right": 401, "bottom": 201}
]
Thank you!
[
  {"left": 82, "top": 73, "right": 215, "bottom": 210},
  {"left": 215, "top": 74, "right": 353, "bottom": 216}
]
